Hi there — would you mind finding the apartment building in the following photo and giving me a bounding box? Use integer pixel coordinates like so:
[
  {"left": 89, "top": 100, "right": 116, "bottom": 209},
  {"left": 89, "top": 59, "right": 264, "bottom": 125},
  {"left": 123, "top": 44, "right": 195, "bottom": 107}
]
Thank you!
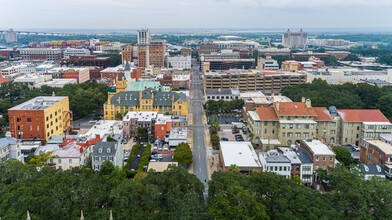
[
  {"left": 122, "top": 111, "right": 158, "bottom": 138},
  {"left": 259, "top": 150, "right": 292, "bottom": 178},
  {"left": 337, "top": 109, "right": 392, "bottom": 146},
  {"left": 121, "top": 44, "right": 133, "bottom": 64},
  {"left": 203, "top": 70, "right": 307, "bottom": 94},
  {"left": 138, "top": 46, "right": 148, "bottom": 68},
  {"left": 360, "top": 135, "right": 392, "bottom": 180},
  {"left": 199, "top": 44, "right": 218, "bottom": 54},
  {"left": 92, "top": 141, "right": 124, "bottom": 171},
  {"left": 8, "top": 96, "right": 72, "bottom": 141},
  {"left": 247, "top": 99, "right": 339, "bottom": 148}
]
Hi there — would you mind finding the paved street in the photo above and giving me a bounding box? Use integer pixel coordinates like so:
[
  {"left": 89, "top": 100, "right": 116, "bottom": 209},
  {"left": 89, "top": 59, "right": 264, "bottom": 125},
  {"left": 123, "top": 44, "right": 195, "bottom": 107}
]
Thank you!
[{"left": 190, "top": 59, "right": 209, "bottom": 197}]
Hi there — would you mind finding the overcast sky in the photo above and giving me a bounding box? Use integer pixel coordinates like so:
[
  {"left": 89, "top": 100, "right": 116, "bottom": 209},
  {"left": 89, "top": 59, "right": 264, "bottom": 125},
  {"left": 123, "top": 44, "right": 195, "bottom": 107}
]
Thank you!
[{"left": 1, "top": 0, "right": 392, "bottom": 31}]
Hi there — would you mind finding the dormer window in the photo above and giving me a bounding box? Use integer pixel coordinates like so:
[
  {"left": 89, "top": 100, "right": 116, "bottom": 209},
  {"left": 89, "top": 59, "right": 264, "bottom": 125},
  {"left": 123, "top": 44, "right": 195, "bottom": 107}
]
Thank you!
[
  {"left": 99, "top": 148, "right": 103, "bottom": 153},
  {"left": 107, "top": 148, "right": 111, "bottom": 153}
]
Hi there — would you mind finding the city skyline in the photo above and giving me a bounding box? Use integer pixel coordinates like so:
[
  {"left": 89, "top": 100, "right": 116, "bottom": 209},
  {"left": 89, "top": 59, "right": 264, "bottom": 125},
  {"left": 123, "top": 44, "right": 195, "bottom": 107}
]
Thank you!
[{"left": 1, "top": 0, "right": 392, "bottom": 30}]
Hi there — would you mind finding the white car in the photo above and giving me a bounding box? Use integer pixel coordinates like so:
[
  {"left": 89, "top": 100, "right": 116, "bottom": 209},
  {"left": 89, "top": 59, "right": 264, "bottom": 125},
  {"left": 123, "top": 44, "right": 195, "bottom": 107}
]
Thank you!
[
  {"left": 163, "top": 144, "right": 169, "bottom": 151},
  {"left": 153, "top": 145, "right": 158, "bottom": 150}
]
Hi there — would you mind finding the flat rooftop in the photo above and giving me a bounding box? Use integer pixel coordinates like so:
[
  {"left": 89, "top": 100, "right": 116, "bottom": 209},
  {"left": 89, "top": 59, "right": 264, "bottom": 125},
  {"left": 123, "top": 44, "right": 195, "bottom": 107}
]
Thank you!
[
  {"left": 302, "top": 140, "right": 335, "bottom": 156},
  {"left": 366, "top": 140, "right": 392, "bottom": 155},
  {"left": 220, "top": 141, "right": 262, "bottom": 168},
  {"left": 9, "top": 96, "right": 67, "bottom": 111},
  {"left": 123, "top": 111, "right": 158, "bottom": 122}
]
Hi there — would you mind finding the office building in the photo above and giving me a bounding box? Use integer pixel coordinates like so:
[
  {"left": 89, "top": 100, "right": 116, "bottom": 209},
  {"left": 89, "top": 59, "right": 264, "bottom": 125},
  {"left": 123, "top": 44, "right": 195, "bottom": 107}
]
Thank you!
[
  {"left": 8, "top": 96, "right": 72, "bottom": 141},
  {"left": 257, "top": 56, "right": 279, "bottom": 70},
  {"left": 282, "top": 29, "right": 307, "bottom": 49},
  {"left": 63, "top": 48, "right": 90, "bottom": 59},
  {"left": 149, "top": 39, "right": 165, "bottom": 67},
  {"left": 4, "top": 28, "right": 17, "bottom": 43},
  {"left": 121, "top": 44, "right": 134, "bottom": 64},
  {"left": 138, "top": 46, "right": 149, "bottom": 68},
  {"left": 20, "top": 48, "right": 62, "bottom": 61},
  {"left": 167, "top": 55, "right": 191, "bottom": 69},
  {"left": 199, "top": 44, "right": 218, "bottom": 54},
  {"left": 137, "top": 28, "right": 151, "bottom": 45},
  {"left": 203, "top": 70, "right": 306, "bottom": 94}
]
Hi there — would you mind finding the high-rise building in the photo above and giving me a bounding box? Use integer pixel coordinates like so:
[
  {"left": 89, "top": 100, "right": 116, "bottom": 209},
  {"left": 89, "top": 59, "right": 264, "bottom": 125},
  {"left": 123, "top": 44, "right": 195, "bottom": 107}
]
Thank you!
[
  {"left": 282, "top": 29, "right": 307, "bottom": 49},
  {"left": 4, "top": 28, "right": 17, "bottom": 43},
  {"left": 137, "top": 28, "right": 151, "bottom": 45},
  {"left": 149, "top": 39, "right": 165, "bottom": 67},
  {"left": 8, "top": 96, "right": 72, "bottom": 141}
]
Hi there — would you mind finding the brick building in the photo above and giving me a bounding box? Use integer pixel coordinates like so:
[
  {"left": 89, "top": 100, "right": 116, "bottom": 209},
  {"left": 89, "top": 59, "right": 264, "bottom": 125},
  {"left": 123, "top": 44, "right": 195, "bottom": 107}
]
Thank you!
[
  {"left": 149, "top": 39, "right": 165, "bottom": 67},
  {"left": 61, "top": 55, "right": 111, "bottom": 68},
  {"left": 8, "top": 97, "right": 72, "bottom": 142},
  {"left": 20, "top": 48, "right": 62, "bottom": 61},
  {"left": 138, "top": 46, "right": 148, "bottom": 68}
]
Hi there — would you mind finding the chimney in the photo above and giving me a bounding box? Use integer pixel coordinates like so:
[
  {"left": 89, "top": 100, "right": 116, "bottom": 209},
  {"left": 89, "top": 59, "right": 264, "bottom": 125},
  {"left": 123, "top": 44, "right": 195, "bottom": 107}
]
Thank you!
[
  {"left": 306, "top": 99, "right": 311, "bottom": 108},
  {"left": 301, "top": 97, "right": 306, "bottom": 103},
  {"left": 275, "top": 101, "right": 279, "bottom": 110},
  {"left": 95, "top": 134, "right": 100, "bottom": 139}
]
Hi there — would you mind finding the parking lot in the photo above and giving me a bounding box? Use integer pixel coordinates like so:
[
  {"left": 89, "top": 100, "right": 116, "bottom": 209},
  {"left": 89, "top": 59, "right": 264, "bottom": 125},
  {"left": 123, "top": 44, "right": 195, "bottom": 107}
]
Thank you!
[
  {"left": 217, "top": 114, "right": 242, "bottom": 125},
  {"left": 218, "top": 128, "right": 247, "bottom": 142}
]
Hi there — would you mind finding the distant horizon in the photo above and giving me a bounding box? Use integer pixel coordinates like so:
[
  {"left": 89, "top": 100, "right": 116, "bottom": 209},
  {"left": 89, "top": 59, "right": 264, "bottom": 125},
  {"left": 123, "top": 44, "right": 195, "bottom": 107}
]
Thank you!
[{"left": 2, "top": 27, "right": 392, "bottom": 35}]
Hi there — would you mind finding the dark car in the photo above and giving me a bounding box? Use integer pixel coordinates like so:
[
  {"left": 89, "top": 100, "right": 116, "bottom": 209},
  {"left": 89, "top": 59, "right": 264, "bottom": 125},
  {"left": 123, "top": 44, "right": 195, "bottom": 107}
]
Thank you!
[
  {"left": 133, "top": 137, "right": 137, "bottom": 142},
  {"left": 221, "top": 137, "right": 229, "bottom": 141},
  {"left": 232, "top": 131, "right": 240, "bottom": 134}
]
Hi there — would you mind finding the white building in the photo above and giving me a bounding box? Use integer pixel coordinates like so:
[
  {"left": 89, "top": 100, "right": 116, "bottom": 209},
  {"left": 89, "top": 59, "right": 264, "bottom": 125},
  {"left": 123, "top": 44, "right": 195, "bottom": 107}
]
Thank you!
[
  {"left": 259, "top": 150, "right": 292, "bottom": 178},
  {"left": 168, "top": 127, "right": 187, "bottom": 147},
  {"left": 49, "top": 142, "right": 93, "bottom": 170},
  {"left": 84, "top": 120, "right": 123, "bottom": 142},
  {"left": 63, "top": 48, "right": 90, "bottom": 59},
  {"left": 204, "top": 87, "right": 240, "bottom": 102},
  {"left": 219, "top": 141, "right": 262, "bottom": 173},
  {"left": 95, "top": 42, "right": 124, "bottom": 52},
  {"left": 258, "top": 56, "right": 279, "bottom": 70},
  {"left": 167, "top": 56, "right": 191, "bottom": 69},
  {"left": 0, "top": 137, "right": 23, "bottom": 162},
  {"left": 13, "top": 74, "right": 53, "bottom": 88},
  {"left": 4, "top": 28, "right": 17, "bottom": 43},
  {"left": 137, "top": 28, "right": 151, "bottom": 45}
]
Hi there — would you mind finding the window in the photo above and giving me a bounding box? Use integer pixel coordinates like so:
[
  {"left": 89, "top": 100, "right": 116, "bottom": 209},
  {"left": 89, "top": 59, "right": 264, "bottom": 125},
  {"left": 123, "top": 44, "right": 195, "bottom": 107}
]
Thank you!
[
  {"left": 27, "top": 118, "right": 32, "bottom": 122},
  {"left": 282, "top": 132, "right": 285, "bottom": 137},
  {"left": 37, "top": 126, "right": 39, "bottom": 131},
  {"left": 30, "top": 125, "right": 32, "bottom": 131},
  {"left": 296, "top": 124, "right": 301, "bottom": 129},
  {"left": 330, "top": 130, "right": 335, "bottom": 135},
  {"left": 102, "top": 156, "right": 106, "bottom": 161},
  {"left": 284, "top": 167, "right": 287, "bottom": 171},
  {"left": 282, "top": 124, "right": 286, "bottom": 129},
  {"left": 322, "top": 165, "right": 326, "bottom": 170},
  {"left": 265, "top": 129, "right": 267, "bottom": 134},
  {"left": 330, "top": 157, "right": 333, "bottom": 161},
  {"left": 264, "top": 121, "right": 268, "bottom": 126},
  {"left": 316, "top": 156, "right": 319, "bottom": 161},
  {"left": 69, "top": 159, "right": 72, "bottom": 164},
  {"left": 94, "top": 156, "right": 99, "bottom": 161},
  {"left": 279, "top": 166, "right": 282, "bottom": 171},
  {"left": 323, "top": 157, "right": 326, "bottom": 161},
  {"left": 58, "top": 159, "right": 62, "bottom": 163},
  {"left": 315, "top": 165, "right": 319, "bottom": 169}
]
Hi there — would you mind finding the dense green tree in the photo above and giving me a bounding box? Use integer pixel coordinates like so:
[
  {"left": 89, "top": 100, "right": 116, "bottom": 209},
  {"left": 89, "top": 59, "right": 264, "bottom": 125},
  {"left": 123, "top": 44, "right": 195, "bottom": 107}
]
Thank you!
[
  {"left": 376, "top": 95, "right": 392, "bottom": 119},
  {"left": 210, "top": 134, "right": 220, "bottom": 149},
  {"left": 137, "top": 127, "right": 149, "bottom": 142},
  {"left": 173, "top": 142, "right": 193, "bottom": 166},
  {"left": 332, "top": 146, "right": 353, "bottom": 167},
  {"left": 355, "top": 83, "right": 382, "bottom": 108}
]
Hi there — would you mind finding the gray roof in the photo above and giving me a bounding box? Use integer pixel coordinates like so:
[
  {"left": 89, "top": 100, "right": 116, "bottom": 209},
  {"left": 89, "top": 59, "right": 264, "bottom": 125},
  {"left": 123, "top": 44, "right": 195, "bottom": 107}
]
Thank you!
[
  {"left": 0, "top": 137, "right": 18, "bottom": 149},
  {"left": 108, "top": 88, "right": 187, "bottom": 107},
  {"left": 93, "top": 142, "right": 116, "bottom": 157},
  {"left": 380, "top": 133, "right": 392, "bottom": 142},
  {"left": 9, "top": 96, "right": 68, "bottom": 111},
  {"left": 260, "top": 151, "right": 291, "bottom": 163},
  {"left": 297, "top": 148, "right": 313, "bottom": 164},
  {"left": 205, "top": 89, "right": 233, "bottom": 95},
  {"left": 361, "top": 164, "right": 384, "bottom": 176}
]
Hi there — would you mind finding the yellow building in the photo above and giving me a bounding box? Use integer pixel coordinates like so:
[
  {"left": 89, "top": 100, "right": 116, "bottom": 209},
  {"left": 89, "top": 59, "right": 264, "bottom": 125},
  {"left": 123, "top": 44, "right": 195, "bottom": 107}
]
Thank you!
[
  {"left": 8, "top": 96, "right": 72, "bottom": 141},
  {"left": 104, "top": 79, "right": 188, "bottom": 120}
]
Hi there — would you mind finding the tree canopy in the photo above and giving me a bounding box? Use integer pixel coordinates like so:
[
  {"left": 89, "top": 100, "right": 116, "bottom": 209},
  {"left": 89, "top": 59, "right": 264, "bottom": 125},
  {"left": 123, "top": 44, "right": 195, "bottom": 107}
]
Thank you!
[
  {"left": 173, "top": 142, "right": 193, "bottom": 166},
  {"left": 282, "top": 79, "right": 392, "bottom": 118}
]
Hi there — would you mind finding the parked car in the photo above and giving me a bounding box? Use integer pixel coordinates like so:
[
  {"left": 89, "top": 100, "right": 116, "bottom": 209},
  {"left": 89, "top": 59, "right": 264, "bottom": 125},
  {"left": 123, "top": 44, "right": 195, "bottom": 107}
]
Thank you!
[
  {"left": 221, "top": 137, "right": 229, "bottom": 141},
  {"left": 150, "top": 159, "right": 157, "bottom": 162},
  {"left": 153, "top": 144, "right": 158, "bottom": 150},
  {"left": 89, "top": 120, "right": 97, "bottom": 124},
  {"left": 163, "top": 144, "right": 169, "bottom": 151},
  {"left": 158, "top": 145, "right": 163, "bottom": 151},
  {"left": 150, "top": 139, "right": 154, "bottom": 144},
  {"left": 137, "top": 154, "right": 141, "bottom": 158},
  {"left": 133, "top": 137, "right": 137, "bottom": 142},
  {"left": 232, "top": 131, "right": 239, "bottom": 134},
  {"left": 143, "top": 142, "right": 148, "bottom": 147},
  {"left": 235, "top": 134, "right": 242, "bottom": 137}
]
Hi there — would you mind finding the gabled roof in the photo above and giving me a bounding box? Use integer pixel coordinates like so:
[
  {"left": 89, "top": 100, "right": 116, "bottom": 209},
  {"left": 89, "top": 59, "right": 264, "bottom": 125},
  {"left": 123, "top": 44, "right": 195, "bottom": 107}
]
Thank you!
[
  {"left": 93, "top": 142, "right": 116, "bottom": 157},
  {"left": 337, "top": 109, "right": 389, "bottom": 123},
  {"left": 274, "top": 102, "right": 317, "bottom": 116},
  {"left": 313, "top": 107, "right": 333, "bottom": 121},
  {"left": 256, "top": 107, "right": 278, "bottom": 121},
  {"left": 0, "top": 77, "right": 10, "bottom": 84}
]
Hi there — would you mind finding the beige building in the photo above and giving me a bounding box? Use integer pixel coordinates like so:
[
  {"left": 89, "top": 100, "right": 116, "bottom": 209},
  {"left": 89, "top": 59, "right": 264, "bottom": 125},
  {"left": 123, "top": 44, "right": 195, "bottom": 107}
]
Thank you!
[
  {"left": 204, "top": 70, "right": 307, "bottom": 95},
  {"left": 248, "top": 99, "right": 392, "bottom": 148}
]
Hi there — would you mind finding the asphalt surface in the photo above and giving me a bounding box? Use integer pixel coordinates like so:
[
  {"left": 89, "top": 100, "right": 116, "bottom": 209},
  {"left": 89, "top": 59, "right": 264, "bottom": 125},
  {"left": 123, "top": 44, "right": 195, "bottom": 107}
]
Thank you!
[
  {"left": 190, "top": 59, "right": 209, "bottom": 197},
  {"left": 129, "top": 148, "right": 144, "bottom": 170},
  {"left": 217, "top": 114, "right": 242, "bottom": 124}
]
